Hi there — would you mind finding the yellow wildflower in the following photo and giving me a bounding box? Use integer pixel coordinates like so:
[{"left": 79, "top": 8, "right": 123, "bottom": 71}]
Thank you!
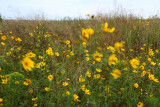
[
  {"left": 82, "top": 28, "right": 89, "bottom": 38},
  {"left": 62, "top": 81, "right": 69, "bottom": 86},
  {"left": 86, "top": 70, "right": 91, "bottom": 78},
  {"left": 103, "top": 22, "right": 115, "bottom": 33},
  {"left": 134, "top": 83, "right": 139, "bottom": 88},
  {"left": 141, "top": 71, "right": 146, "bottom": 77},
  {"left": 23, "top": 78, "right": 32, "bottom": 86},
  {"left": 1, "top": 42, "right": 5, "bottom": 46},
  {"left": 140, "top": 65, "right": 144, "bottom": 70},
  {"left": 29, "top": 33, "right": 33, "bottom": 37},
  {"left": 1, "top": 35, "right": 7, "bottom": 40},
  {"left": 137, "top": 102, "right": 143, "bottom": 107},
  {"left": 108, "top": 54, "right": 119, "bottom": 66},
  {"left": 38, "top": 55, "right": 43, "bottom": 59},
  {"left": 32, "top": 97, "right": 37, "bottom": 101},
  {"left": 148, "top": 74, "right": 155, "bottom": 80},
  {"left": 107, "top": 46, "right": 116, "bottom": 53},
  {"left": 133, "top": 70, "right": 138, "bottom": 73},
  {"left": 86, "top": 28, "right": 94, "bottom": 36},
  {"left": 96, "top": 68, "right": 102, "bottom": 73},
  {"left": 86, "top": 57, "right": 90, "bottom": 61},
  {"left": 48, "top": 74, "right": 53, "bottom": 81},
  {"left": 73, "top": 94, "right": 79, "bottom": 102},
  {"left": 21, "top": 57, "right": 35, "bottom": 71},
  {"left": 34, "top": 104, "right": 38, "bottom": 107},
  {"left": 46, "top": 47, "right": 54, "bottom": 56},
  {"left": 94, "top": 74, "right": 101, "bottom": 79},
  {"left": 142, "top": 62, "right": 146, "bottom": 66},
  {"left": 85, "top": 89, "right": 91, "bottom": 95},
  {"left": 55, "top": 52, "right": 60, "bottom": 56},
  {"left": 0, "top": 98, "right": 3, "bottom": 103},
  {"left": 66, "top": 91, "right": 70, "bottom": 95},
  {"left": 11, "top": 36, "right": 14, "bottom": 39},
  {"left": 111, "top": 69, "right": 121, "bottom": 79},
  {"left": 114, "top": 42, "right": 123, "bottom": 51},
  {"left": 15, "top": 37, "right": 22, "bottom": 42},
  {"left": 70, "top": 51, "right": 74, "bottom": 56},
  {"left": 66, "top": 55, "right": 70, "bottom": 58},
  {"left": 152, "top": 78, "right": 159, "bottom": 83},
  {"left": 25, "top": 52, "right": 36, "bottom": 58},
  {"left": 1, "top": 78, "right": 8, "bottom": 84},
  {"left": 15, "top": 81, "right": 19, "bottom": 85},
  {"left": 84, "top": 50, "right": 89, "bottom": 53},
  {"left": 81, "top": 85, "right": 85, "bottom": 91},
  {"left": 148, "top": 58, "right": 152, "bottom": 62},
  {"left": 151, "top": 62, "right": 156, "bottom": 65},
  {"left": 82, "top": 42, "right": 87, "bottom": 48},
  {"left": 79, "top": 77, "right": 85, "bottom": 83},
  {"left": 66, "top": 40, "right": 70, "bottom": 45},
  {"left": 130, "top": 58, "right": 140, "bottom": 69},
  {"left": 92, "top": 51, "right": 103, "bottom": 62},
  {"left": 45, "top": 87, "right": 50, "bottom": 91},
  {"left": 148, "top": 48, "right": 154, "bottom": 56}
]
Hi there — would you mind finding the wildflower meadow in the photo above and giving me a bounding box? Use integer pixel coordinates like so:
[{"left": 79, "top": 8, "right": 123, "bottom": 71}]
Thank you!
[{"left": 0, "top": 15, "right": 160, "bottom": 107}]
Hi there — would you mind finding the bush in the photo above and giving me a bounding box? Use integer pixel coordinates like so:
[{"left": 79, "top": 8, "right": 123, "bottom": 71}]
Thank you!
[
  {"left": 0, "top": 14, "right": 2, "bottom": 22},
  {"left": 0, "top": 14, "right": 2, "bottom": 27}
]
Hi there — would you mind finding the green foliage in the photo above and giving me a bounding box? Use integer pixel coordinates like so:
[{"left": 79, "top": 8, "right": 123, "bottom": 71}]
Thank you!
[
  {"left": 2, "top": 72, "right": 25, "bottom": 106},
  {"left": 0, "top": 14, "right": 2, "bottom": 28},
  {"left": 0, "top": 14, "right": 2, "bottom": 23},
  {"left": 0, "top": 16, "right": 160, "bottom": 106}
]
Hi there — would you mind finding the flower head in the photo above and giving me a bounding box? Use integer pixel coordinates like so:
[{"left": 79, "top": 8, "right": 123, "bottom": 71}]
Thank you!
[
  {"left": 66, "top": 40, "right": 70, "bottom": 45},
  {"left": 92, "top": 51, "right": 103, "bottom": 62},
  {"left": 134, "top": 83, "right": 139, "bottom": 88},
  {"left": 66, "top": 91, "right": 70, "bottom": 95},
  {"left": 48, "top": 74, "right": 53, "bottom": 81},
  {"left": 15, "top": 37, "right": 22, "bottom": 42},
  {"left": 130, "top": 58, "right": 140, "bottom": 69},
  {"left": 85, "top": 89, "right": 91, "bottom": 95},
  {"left": 114, "top": 42, "right": 123, "bottom": 51},
  {"left": 1, "top": 35, "right": 7, "bottom": 40},
  {"left": 23, "top": 78, "right": 32, "bottom": 85},
  {"left": 94, "top": 74, "right": 101, "bottom": 79},
  {"left": 21, "top": 57, "right": 35, "bottom": 71},
  {"left": 46, "top": 47, "right": 54, "bottom": 56},
  {"left": 26, "top": 52, "right": 36, "bottom": 58},
  {"left": 148, "top": 48, "right": 154, "bottom": 56},
  {"left": 82, "top": 28, "right": 89, "bottom": 38},
  {"left": 111, "top": 69, "right": 121, "bottom": 79},
  {"left": 0, "top": 98, "right": 3, "bottom": 103},
  {"left": 86, "top": 70, "right": 91, "bottom": 78},
  {"left": 103, "top": 22, "right": 115, "bottom": 33},
  {"left": 45, "top": 87, "right": 50, "bottom": 91},
  {"left": 86, "top": 28, "right": 94, "bottom": 36},
  {"left": 73, "top": 94, "right": 80, "bottom": 102},
  {"left": 62, "top": 81, "right": 69, "bottom": 86},
  {"left": 108, "top": 54, "right": 119, "bottom": 66},
  {"left": 137, "top": 102, "right": 143, "bottom": 107}
]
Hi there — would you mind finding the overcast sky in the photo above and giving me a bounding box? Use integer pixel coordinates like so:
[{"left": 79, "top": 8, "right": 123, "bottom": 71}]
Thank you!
[{"left": 0, "top": 0, "right": 160, "bottom": 20}]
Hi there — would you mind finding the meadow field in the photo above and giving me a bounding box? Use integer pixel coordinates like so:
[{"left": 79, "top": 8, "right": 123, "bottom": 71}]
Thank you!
[{"left": 0, "top": 14, "right": 160, "bottom": 107}]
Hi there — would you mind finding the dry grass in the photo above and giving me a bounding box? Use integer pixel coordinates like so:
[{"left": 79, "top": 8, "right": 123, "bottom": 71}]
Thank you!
[{"left": 1, "top": 15, "right": 160, "bottom": 54}]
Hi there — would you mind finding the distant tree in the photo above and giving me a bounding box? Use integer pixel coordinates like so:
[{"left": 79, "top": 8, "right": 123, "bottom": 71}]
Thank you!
[{"left": 0, "top": 14, "right": 2, "bottom": 24}]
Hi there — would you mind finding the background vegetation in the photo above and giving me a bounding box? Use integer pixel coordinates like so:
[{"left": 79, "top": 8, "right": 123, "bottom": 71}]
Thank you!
[{"left": 0, "top": 14, "right": 160, "bottom": 107}]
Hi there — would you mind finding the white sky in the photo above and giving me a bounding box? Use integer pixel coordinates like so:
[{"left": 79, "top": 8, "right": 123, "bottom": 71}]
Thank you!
[{"left": 0, "top": 0, "right": 160, "bottom": 20}]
